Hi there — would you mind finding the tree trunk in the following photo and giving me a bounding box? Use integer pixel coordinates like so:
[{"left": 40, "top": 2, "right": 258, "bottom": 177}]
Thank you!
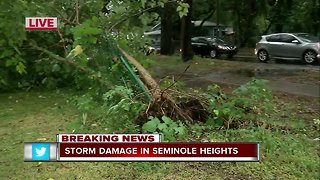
[
  {"left": 216, "top": 0, "right": 220, "bottom": 38},
  {"left": 118, "top": 47, "right": 193, "bottom": 121},
  {"left": 311, "top": 0, "right": 320, "bottom": 35},
  {"left": 160, "top": 3, "right": 175, "bottom": 55},
  {"left": 180, "top": 0, "right": 194, "bottom": 62}
]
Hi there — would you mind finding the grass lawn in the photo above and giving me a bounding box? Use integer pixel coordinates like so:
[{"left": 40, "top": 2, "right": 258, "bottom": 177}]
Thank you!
[{"left": 0, "top": 88, "right": 319, "bottom": 179}]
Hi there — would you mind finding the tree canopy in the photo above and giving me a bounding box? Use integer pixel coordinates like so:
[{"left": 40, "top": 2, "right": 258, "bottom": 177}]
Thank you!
[{"left": 0, "top": 0, "right": 319, "bottom": 90}]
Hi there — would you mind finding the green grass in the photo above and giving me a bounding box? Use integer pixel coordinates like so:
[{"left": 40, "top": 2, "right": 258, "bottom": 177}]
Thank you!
[{"left": 0, "top": 90, "right": 319, "bottom": 179}]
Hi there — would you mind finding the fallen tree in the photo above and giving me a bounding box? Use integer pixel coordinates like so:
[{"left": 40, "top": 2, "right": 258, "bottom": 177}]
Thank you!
[
  {"left": 29, "top": 37, "right": 272, "bottom": 131},
  {"left": 118, "top": 47, "right": 198, "bottom": 123}
]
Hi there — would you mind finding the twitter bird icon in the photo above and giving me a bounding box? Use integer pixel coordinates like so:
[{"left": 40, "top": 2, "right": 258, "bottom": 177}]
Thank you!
[
  {"left": 32, "top": 144, "right": 50, "bottom": 161},
  {"left": 36, "top": 147, "right": 46, "bottom": 157}
]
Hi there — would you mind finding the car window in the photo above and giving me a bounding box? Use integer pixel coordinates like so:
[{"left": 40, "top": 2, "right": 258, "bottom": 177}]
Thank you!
[
  {"left": 152, "top": 24, "right": 161, "bottom": 31},
  {"left": 280, "top": 34, "right": 297, "bottom": 43},
  {"left": 214, "top": 38, "right": 224, "bottom": 44},
  {"left": 198, "top": 38, "right": 208, "bottom": 43},
  {"left": 192, "top": 37, "right": 207, "bottom": 43},
  {"left": 191, "top": 37, "right": 200, "bottom": 42},
  {"left": 266, "top": 35, "right": 281, "bottom": 42},
  {"left": 295, "top": 33, "right": 319, "bottom": 43}
]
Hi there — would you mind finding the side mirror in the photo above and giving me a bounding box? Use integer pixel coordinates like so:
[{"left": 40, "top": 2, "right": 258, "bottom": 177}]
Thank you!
[{"left": 292, "top": 40, "right": 300, "bottom": 44}]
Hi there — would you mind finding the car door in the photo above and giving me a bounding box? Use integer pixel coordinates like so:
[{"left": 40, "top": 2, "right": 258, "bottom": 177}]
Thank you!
[
  {"left": 192, "top": 37, "right": 209, "bottom": 54},
  {"left": 279, "top": 34, "right": 304, "bottom": 59},
  {"left": 266, "top": 35, "right": 282, "bottom": 57},
  {"left": 191, "top": 37, "right": 201, "bottom": 54}
]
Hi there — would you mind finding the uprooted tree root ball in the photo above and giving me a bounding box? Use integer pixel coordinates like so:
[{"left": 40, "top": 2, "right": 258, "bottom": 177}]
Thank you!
[{"left": 136, "top": 96, "right": 210, "bottom": 125}]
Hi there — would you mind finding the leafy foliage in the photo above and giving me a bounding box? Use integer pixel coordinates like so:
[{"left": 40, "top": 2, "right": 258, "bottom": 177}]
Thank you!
[
  {"left": 142, "top": 116, "right": 187, "bottom": 141},
  {"left": 159, "top": 76, "right": 185, "bottom": 90},
  {"left": 203, "top": 79, "right": 273, "bottom": 129},
  {"left": 0, "top": 0, "right": 28, "bottom": 89},
  {"left": 176, "top": 1, "right": 190, "bottom": 18},
  {"left": 71, "top": 86, "right": 145, "bottom": 133},
  {"left": 70, "top": 17, "right": 102, "bottom": 47},
  {"left": 100, "top": 86, "right": 145, "bottom": 133}
]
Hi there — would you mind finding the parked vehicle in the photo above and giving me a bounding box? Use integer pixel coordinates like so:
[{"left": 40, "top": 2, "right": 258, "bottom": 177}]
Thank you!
[
  {"left": 143, "top": 21, "right": 235, "bottom": 56},
  {"left": 191, "top": 36, "right": 237, "bottom": 58},
  {"left": 255, "top": 33, "right": 320, "bottom": 64}
]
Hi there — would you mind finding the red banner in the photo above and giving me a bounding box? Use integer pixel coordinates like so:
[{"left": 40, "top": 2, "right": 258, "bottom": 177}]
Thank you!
[{"left": 58, "top": 143, "right": 259, "bottom": 162}]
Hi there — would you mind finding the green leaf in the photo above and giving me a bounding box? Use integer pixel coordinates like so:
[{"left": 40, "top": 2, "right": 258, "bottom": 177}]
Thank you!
[
  {"left": 158, "top": 2, "right": 165, "bottom": 8},
  {"left": 87, "top": 37, "right": 98, "bottom": 44},
  {"left": 91, "top": 16, "right": 98, "bottom": 23},
  {"left": 175, "top": 126, "right": 186, "bottom": 136},
  {"left": 52, "top": 64, "right": 61, "bottom": 72},
  {"left": 214, "top": 118, "right": 224, "bottom": 127},
  {"left": 142, "top": 117, "right": 160, "bottom": 132},
  {"left": 162, "top": 116, "right": 172, "bottom": 124},
  {"left": 123, "top": 102, "right": 130, "bottom": 111},
  {"left": 206, "top": 117, "right": 215, "bottom": 126},
  {"left": 158, "top": 123, "right": 167, "bottom": 131},
  {"left": 16, "top": 62, "right": 26, "bottom": 74},
  {"left": 169, "top": 121, "right": 178, "bottom": 129},
  {"left": 0, "top": 78, "right": 7, "bottom": 85},
  {"left": 176, "top": 6, "right": 182, "bottom": 12},
  {"left": 182, "top": 3, "right": 190, "bottom": 9},
  {"left": 179, "top": 11, "right": 184, "bottom": 18},
  {"left": 141, "top": 0, "right": 146, "bottom": 8},
  {"left": 5, "top": 58, "right": 15, "bottom": 67},
  {"left": 13, "top": 46, "right": 21, "bottom": 55},
  {"left": 1, "top": 49, "right": 14, "bottom": 58},
  {"left": 214, "top": 110, "right": 220, "bottom": 116}
]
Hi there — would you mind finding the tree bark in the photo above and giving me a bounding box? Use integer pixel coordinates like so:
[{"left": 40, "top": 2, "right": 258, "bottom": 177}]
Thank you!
[
  {"left": 180, "top": 0, "right": 194, "bottom": 62},
  {"left": 160, "top": 3, "right": 175, "bottom": 55},
  {"left": 118, "top": 47, "right": 193, "bottom": 121}
]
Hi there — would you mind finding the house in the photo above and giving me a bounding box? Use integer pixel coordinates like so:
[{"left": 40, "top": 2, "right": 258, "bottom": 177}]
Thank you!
[
  {"left": 192, "top": 21, "right": 234, "bottom": 37},
  {"left": 144, "top": 20, "right": 234, "bottom": 45}
]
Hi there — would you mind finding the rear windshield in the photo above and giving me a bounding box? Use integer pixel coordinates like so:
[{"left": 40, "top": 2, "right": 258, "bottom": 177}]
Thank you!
[{"left": 295, "top": 33, "right": 319, "bottom": 43}]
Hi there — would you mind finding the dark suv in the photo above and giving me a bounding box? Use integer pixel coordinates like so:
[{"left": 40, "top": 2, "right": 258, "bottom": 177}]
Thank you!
[{"left": 255, "top": 33, "right": 320, "bottom": 64}]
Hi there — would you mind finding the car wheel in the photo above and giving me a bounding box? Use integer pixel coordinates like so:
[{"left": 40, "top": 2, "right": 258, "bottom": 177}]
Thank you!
[
  {"left": 303, "top": 50, "right": 316, "bottom": 64},
  {"left": 210, "top": 49, "right": 217, "bottom": 58},
  {"left": 258, "top": 50, "right": 269, "bottom": 62}
]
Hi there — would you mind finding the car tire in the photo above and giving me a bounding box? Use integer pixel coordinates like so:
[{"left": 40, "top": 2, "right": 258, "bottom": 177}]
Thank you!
[
  {"left": 210, "top": 49, "right": 217, "bottom": 58},
  {"left": 303, "top": 50, "right": 316, "bottom": 64},
  {"left": 258, "top": 50, "right": 269, "bottom": 62}
]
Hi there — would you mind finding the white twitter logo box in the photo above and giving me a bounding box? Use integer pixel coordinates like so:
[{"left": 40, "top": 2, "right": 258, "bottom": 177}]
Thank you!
[{"left": 24, "top": 143, "right": 57, "bottom": 161}]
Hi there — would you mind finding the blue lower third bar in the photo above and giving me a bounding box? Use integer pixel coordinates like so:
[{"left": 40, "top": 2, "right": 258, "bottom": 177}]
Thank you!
[{"left": 24, "top": 142, "right": 57, "bottom": 162}]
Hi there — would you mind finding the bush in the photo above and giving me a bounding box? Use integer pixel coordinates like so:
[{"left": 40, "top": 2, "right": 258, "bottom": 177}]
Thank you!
[
  {"left": 71, "top": 86, "right": 145, "bottom": 133},
  {"left": 142, "top": 116, "right": 187, "bottom": 141},
  {"left": 203, "top": 79, "right": 273, "bottom": 129}
]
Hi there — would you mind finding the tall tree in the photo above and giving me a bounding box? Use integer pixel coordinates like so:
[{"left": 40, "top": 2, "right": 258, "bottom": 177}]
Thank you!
[
  {"left": 180, "top": 0, "right": 193, "bottom": 62},
  {"left": 160, "top": 3, "right": 175, "bottom": 55},
  {"left": 227, "top": 0, "right": 270, "bottom": 47}
]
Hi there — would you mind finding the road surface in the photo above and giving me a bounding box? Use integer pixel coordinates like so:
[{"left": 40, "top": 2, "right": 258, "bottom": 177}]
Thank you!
[{"left": 153, "top": 58, "right": 320, "bottom": 97}]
